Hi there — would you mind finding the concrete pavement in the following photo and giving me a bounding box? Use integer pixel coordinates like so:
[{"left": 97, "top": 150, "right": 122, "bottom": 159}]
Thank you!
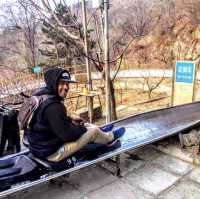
[{"left": 8, "top": 145, "right": 200, "bottom": 199}]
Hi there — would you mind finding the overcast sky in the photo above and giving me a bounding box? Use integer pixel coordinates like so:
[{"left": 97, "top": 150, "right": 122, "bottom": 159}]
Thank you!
[
  {"left": 0, "top": 0, "right": 80, "bottom": 6},
  {"left": 0, "top": 0, "right": 80, "bottom": 19},
  {"left": 0, "top": 0, "right": 16, "bottom": 6}
]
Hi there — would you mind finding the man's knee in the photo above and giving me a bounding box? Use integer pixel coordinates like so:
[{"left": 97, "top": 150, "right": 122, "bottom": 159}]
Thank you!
[
  {"left": 86, "top": 126, "right": 100, "bottom": 139},
  {"left": 85, "top": 123, "right": 97, "bottom": 129}
]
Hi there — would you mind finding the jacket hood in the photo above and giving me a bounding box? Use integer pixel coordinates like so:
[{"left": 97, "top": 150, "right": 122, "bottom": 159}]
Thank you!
[{"left": 44, "top": 68, "right": 69, "bottom": 96}]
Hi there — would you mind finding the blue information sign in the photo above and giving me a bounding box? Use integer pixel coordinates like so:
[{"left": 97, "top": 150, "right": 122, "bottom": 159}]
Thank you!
[
  {"left": 33, "top": 66, "right": 42, "bottom": 74},
  {"left": 175, "top": 61, "right": 195, "bottom": 83}
]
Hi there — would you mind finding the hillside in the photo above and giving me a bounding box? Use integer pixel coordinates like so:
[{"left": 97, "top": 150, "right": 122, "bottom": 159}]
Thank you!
[
  {"left": 110, "top": 0, "right": 200, "bottom": 69},
  {"left": 1, "top": 0, "right": 200, "bottom": 78}
]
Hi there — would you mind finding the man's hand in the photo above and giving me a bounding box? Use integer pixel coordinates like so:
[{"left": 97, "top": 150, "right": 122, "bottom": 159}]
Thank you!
[{"left": 72, "top": 117, "right": 84, "bottom": 126}]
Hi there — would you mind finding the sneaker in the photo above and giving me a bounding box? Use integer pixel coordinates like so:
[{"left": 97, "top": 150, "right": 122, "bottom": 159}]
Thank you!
[
  {"left": 100, "top": 124, "right": 114, "bottom": 132},
  {"left": 108, "top": 127, "right": 125, "bottom": 145},
  {"left": 113, "top": 127, "right": 125, "bottom": 140}
]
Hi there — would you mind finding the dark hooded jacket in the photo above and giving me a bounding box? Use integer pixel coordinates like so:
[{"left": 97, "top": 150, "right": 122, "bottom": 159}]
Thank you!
[{"left": 26, "top": 68, "right": 87, "bottom": 158}]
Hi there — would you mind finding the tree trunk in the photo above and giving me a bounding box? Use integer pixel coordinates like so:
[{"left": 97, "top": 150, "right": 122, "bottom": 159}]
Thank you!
[{"left": 110, "top": 80, "right": 117, "bottom": 121}]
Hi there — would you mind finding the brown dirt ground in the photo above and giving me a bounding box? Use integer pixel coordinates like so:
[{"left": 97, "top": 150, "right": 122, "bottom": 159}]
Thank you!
[
  {"left": 64, "top": 77, "right": 200, "bottom": 125},
  {"left": 65, "top": 78, "right": 171, "bottom": 124}
]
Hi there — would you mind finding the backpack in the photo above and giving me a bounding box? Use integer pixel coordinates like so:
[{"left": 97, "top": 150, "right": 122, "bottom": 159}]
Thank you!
[
  {"left": 0, "top": 106, "right": 20, "bottom": 157},
  {"left": 18, "top": 95, "right": 53, "bottom": 130}
]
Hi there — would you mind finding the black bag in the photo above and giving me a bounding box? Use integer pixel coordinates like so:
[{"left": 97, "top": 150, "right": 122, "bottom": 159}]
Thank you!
[
  {"left": 0, "top": 155, "right": 39, "bottom": 191},
  {"left": 0, "top": 106, "right": 21, "bottom": 157}
]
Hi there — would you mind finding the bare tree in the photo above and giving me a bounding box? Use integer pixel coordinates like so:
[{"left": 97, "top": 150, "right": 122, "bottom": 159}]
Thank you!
[
  {"left": 0, "top": 1, "right": 40, "bottom": 70},
  {"left": 155, "top": 0, "right": 200, "bottom": 65},
  {"left": 25, "top": 0, "right": 160, "bottom": 120},
  {"left": 183, "top": 0, "right": 200, "bottom": 24},
  {"left": 18, "top": 0, "right": 40, "bottom": 68},
  {"left": 0, "top": 1, "right": 42, "bottom": 104}
]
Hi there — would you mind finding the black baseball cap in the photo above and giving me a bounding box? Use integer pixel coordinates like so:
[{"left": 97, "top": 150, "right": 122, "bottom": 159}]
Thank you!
[{"left": 59, "top": 71, "right": 77, "bottom": 83}]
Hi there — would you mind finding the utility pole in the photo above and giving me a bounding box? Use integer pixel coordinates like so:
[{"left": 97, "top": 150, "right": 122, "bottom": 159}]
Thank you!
[
  {"left": 103, "top": 0, "right": 111, "bottom": 123},
  {"left": 103, "top": 0, "right": 120, "bottom": 173},
  {"left": 81, "top": 0, "right": 93, "bottom": 123}
]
